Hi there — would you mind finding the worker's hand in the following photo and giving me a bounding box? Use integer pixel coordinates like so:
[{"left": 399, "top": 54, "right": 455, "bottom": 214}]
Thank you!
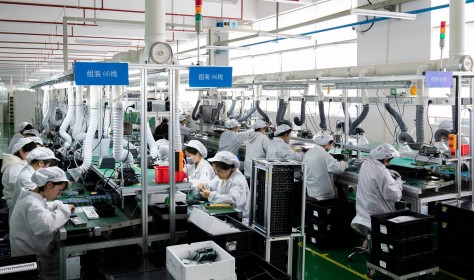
[
  {"left": 67, "top": 204, "right": 76, "bottom": 212},
  {"left": 197, "top": 183, "right": 206, "bottom": 192},
  {"left": 389, "top": 170, "right": 401, "bottom": 179}
]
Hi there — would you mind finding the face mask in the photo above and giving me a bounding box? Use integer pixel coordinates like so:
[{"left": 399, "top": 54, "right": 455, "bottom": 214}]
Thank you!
[{"left": 186, "top": 157, "right": 195, "bottom": 165}]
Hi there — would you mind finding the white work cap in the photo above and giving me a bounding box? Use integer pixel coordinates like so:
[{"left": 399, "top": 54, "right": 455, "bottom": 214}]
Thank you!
[
  {"left": 438, "top": 120, "right": 453, "bottom": 131},
  {"left": 29, "top": 136, "right": 44, "bottom": 145},
  {"left": 225, "top": 119, "right": 240, "bottom": 129},
  {"left": 208, "top": 151, "right": 240, "bottom": 169},
  {"left": 179, "top": 115, "right": 187, "bottom": 122},
  {"left": 31, "top": 166, "right": 68, "bottom": 187},
  {"left": 252, "top": 120, "right": 268, "bottom": 129},
  {"left": 23, "top": 129, "right": 40, "bottom": 137},
  {"left": 158, "top": 145, "right": 169, "bottom": 160},
  {"left": 16, "top": 122, "right": 31, "bottom": 133},
  {"left": 26, "top": 147, "right": 59, "bottom": 164},
  {"left": 155, "top": 139, "right": 169, "bottom": 148},
  {"left": 314, "top": 134, "right": 334, "bottom": 146},
  {"left": 370, "top": 143, "right": 400, "bottom": 160},
  {"left": 12, "top": 138, "right": 34, "bottom": 154},
  {"left": 274, "top": 124, "right": 292, "bottom": 136},
  {"left": 184, "top": 140, "right": 208, "bottom": 158}
]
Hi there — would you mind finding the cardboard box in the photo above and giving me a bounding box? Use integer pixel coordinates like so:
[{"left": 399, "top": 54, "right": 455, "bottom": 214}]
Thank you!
[{"left": 166, "top": 241, "right": 235, "bottom": 280}]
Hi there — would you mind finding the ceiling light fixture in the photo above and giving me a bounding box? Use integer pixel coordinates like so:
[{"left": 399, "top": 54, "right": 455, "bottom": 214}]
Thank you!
[
  {"left": 75, "top": 38, "right": 132, "bottom": 46},
  {"left": 38, "top": 69, "right": 63, "bottom": 73},
  {"left": 206, "top": 46, "right": 250, "bottom": 50},
  {"left": 350, "top": 9, "right": 416, "bottom": 20},
  {"left": 204, "top": 0, "right": 239, "bottom": 4},
  {"left": 258, "top": 31, "right": 311, "bottom": 40},
  {"left": 68, "top": 49, "right": 110, "bottom": 54}
]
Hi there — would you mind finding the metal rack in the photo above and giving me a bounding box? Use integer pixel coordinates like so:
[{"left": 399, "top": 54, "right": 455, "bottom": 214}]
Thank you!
[{"left": 250, "top": 158, "right": 306, "bottom": 280}]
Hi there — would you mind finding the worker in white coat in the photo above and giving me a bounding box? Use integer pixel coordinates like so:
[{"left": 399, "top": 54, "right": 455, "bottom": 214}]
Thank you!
[
  {"left": 6, "top": 122, "right": 34, "bottom": 153},
  {"left": 244, "top": 120, "right": 270, "bottom": 179},
  {"left": 218, "top": 119, "right": 251, "bottom": 157},
  {"left": 198, "top": 151, "right": 250, "bottom": 224},
  {"left": 266, "top": 124, "right": 303, "bottom": 161},
  {"left": 10, "top": 167, "right": 74, "bottom": 280},
  {"left": 10, "top": 147, "right": 59, "bottom": 218},
  {"left": 351, "top": 143, "right": 403, "bottom": 248},
  {"left": 184, "top": 140, "right": 215, "bottom": 189},
  {"left": 303, "top": 134, "right": 348, "bottom": 200},
  {"left": 1, "top": 138, "right": 37, "bottom": 211},
  {"left": 180, "top": 115, "right": 195, "bottom": 145}
]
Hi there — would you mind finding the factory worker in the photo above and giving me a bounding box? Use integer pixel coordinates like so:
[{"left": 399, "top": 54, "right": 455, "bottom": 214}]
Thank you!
[
  {"left": 6, "top": 122, "right": 34, "bottom": 153},
  {"left": 157, "top": 145, "right": 170, "bottom": 166},
  {"left": 29, "top": 136, "right": 44, "bottom": 147},
  {"left": 184, "top": 140, "right": 215, "bottom": 188},
  {"left": 154, "top": 118, "right": 169, "bottom": 140},
  {"left": 22, "top": 129, "right": 40, "bottom": 137},
  {"left": 180, "top": 115, "right": 195, "bottom": 145},
  {"left": 218, "top": 119, "right": 251, "bottom": 156},
  {"left": 351, "top": 143, "right": 403, "bottom": 248},
  {"left": 10, "top": 147, "right": 59, "bottom": 218},
  {"left": 10, "top": 167, "right": 74, "bottom": 280},
  {"left": 198, "top": 151, "right": 250, "bottom": 224},
  {"left": 266, "top": 124, "right": 303, "bottom": 161},
  {"left": 244, "top": 120, "right": 270, "bottom": 179},
  {"left": 303, "top": 134, "right": 349, "bottom": 200},
  {"left": 2, "top": 138, "right": 37, "bottom": 211}
]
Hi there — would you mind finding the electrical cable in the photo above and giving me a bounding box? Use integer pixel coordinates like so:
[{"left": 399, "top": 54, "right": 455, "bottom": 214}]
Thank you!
[
  {"left": 427, "top": 102, "right": 434, "bottom": 145},
  {"left": 327, "top": 100, "right": 332, "bottom": 132},
  {"left": 375, "top": 100, "right": 395, "bottom": 139}
]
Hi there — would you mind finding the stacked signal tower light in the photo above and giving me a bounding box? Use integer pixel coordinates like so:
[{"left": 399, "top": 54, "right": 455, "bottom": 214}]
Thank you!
[
  {"left": 440, "top": 21, "right": 446, "bottom": 70},
  {"left": 196, "top": 0, "right": 203, "bottom": 65}
]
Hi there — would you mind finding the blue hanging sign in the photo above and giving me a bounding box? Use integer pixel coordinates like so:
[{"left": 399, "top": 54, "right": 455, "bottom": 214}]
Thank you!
[
  {"left": 189, "top": 66, "right": 233, "bottom": 88},
  {"left": 425, "top": 71, "right": 453, "bottom": 88},
  {"left": 74, "top": 62, "right": 129, "bottom": 85}
]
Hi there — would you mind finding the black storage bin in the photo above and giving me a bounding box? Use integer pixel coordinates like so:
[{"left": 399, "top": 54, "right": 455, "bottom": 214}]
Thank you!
[
  {"left": 436, "top": 252, "right": 474, "bottom": 280},
  {"left": 150, "top": 204, "right": 188, "bottom": 233},
  {"left": 306, "top": 199, "right": 354, "bottom": 223},
  {"left": 306, "top": 231, "right": 352, "bottom": 251},
  {"left": 0, "top": 254, "right": 39, "bottom": 280},
  {"left": 235, "top": 253, "right": 290, "bottom": 280},
  {"left": 187, "top": 215, "right": 253, "bottom": 257},
  {"left": 306, "top": 218, "right": 352, "bottom": 236},
  {"left": 371, "top": 233, "right": 434, "bottom": 258},
  {"left": 92, "top": 202, "right": 115, "bottom": 217},
  {"left": 370, "top": 210, "right": 434, "bottom": 240},
  {"left": 370, "top": 251, "right": 434, "bottom": 275},
  {"left": 436, "top": 200, "right": 474, "bottom": 227}
]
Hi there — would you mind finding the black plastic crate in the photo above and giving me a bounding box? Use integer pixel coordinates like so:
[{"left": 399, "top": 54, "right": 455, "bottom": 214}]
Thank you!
[
  {"left": 436, "top": 252, "right": 474, "bottom": 280},
  {"left": 306, "top": 218, "right": 352, "bottom": 236},
  {"left": 437, "top": 219, "right": 474, "bottom": 237},
  {"left": 371, "top": 233, "right": 434, "bottom": 258},
  {"left": 306, "top": 231, "right": 352, "bottom": 251},
  {"left": 437, "top": 228, "right": 474, "bottom": 261},
  {"left": 370, "top": 251, "right": 434, "bottom": 275},
  {"left": 236, "top": 253, "right": 290, "bottom": 280},
  {"left": 187, "top": 215, "right": 253, "bottom": 257},
  {"left": 370, "top": 210, "right": 434, "bottom": 240},
  {"left": 436, "top": 200, "right": 474, "bottom": 227},
  {"left": 306, "top": 199, "right": 354, "bottom": 223}
]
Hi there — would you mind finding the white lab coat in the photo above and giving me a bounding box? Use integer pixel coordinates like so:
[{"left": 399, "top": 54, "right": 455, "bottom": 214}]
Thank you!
[
  {"left": 303, "top": 145, "right": 348, "bottom": 200},
  {"left": 266, "top": 137, "right": 303, "bottom": 161},
  {"left": 205, "top": 169, "right": 250, "bottom": 225},
  {"left": 1, "top": 153, "right": 27, "bottom": 209},
  {"left": 180, "top": 125, "right": 195, "bottom": 145},
  {"left": 184, "top": 159, "right": 215, "bottom": 189},
  {"left": 11, "top": 165, "right": 36, "bottom": 218},
  {"left": 244, "top": 132, "right": 270, "bottom": 178},
  {"left": 351, "top": 159, "right": 403, "bottom": 230},
  {"left": 218, "top": 130, "right": 251, "bottom": 156},
  {"left": 10, "top": 188, "right": 71, "bottom": 280}
]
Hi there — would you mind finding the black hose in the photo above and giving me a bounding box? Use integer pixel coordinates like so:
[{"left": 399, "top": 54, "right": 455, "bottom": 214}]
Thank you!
[
  {"left": 413, "top": 105, "right": 425, "bottom": 150},
  {"left": 211, "top": 102, "right": 223, "bottom": 124},
  {"left": 191, "top": 99, "right": 201, "bottom": 121},
  {"left": 237, "top": 104, "right": 257, "bottom": 122},
  {"left": 318, "top": 101, "right": 327, "bottom": 130},
  {"left": 255, "top": 101, "right": 271, "bottom": 124},
  {"left": 227, "top": 100, "right": 236, "bottom": 118},
  {"left": 398, "top": 132, "right": 415, "bottom": 145},
  {"left": 452, "top": 104, "right": 457, "bottom": 133},
  {"left": 434, "top": 128, "right": 451, "bottom": 142},
  {"left": 276, "top": 99, "right": 292, "bottom": 127},
  {"left": 384, "top": 103, "right": 408, "bottom": 132},
  {"left": 341, "top": 102, "right": 352, "bottom": 129},
  {"left": 293, "top": 99, "right": 306, "bottom": 126},
  {"left": 349, "top": 104, "right": 369, "bottom": 135}
]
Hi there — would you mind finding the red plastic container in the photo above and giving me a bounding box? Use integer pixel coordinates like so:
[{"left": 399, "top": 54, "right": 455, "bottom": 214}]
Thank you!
[
  {"left": 154, "top": 166, "right": 186, "bottom": 184},
  {"left": 451, "top": 144, "right": 470, "bottom": 156}
]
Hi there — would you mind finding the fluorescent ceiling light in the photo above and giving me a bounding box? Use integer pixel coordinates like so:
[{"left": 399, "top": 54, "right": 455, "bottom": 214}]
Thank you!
[
  {"left": 68, "top": 49, "right": 109, "bottom": 54},
  {"left": 204, "top": 0, "right": 239, "bottom": 4},
  {"left": 350, "top": 9, "right": 416, "bottom": 20},
  {"left": 39, "top": 69, "right": 63, "bottom": 72},
  {"left": 27, "top": 78, "right": 39, "bottom": 82},
  {"left": 98, "top": 20, "right": 144, "bottom": 29},
  {"left": 206, "top": 45, "right": 250, "bottom": 50},
  {"left": 75, "top": 38, "right": 132, "bottom": 46},
  {"left": 260, "top": 0, "right": 307, "bottom": 3},
  {"left": 258, "top": 32, "right": 311, "bottom": 40}
]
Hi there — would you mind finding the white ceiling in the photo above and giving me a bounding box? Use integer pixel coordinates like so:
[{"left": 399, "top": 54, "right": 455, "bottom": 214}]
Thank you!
[{"left": 0, "top": 0, "right": 316, "bottom": 85}]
